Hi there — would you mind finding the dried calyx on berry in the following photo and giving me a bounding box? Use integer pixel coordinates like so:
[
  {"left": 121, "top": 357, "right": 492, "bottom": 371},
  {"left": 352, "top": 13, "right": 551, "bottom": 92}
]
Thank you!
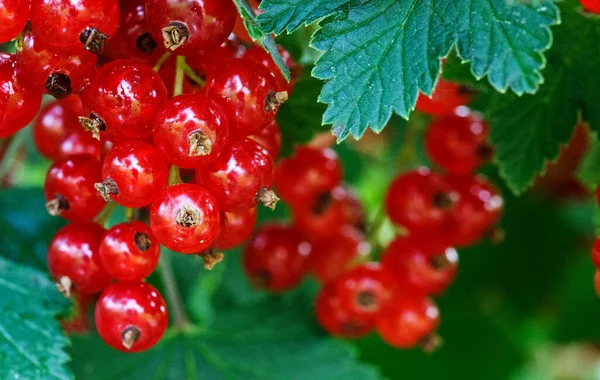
[
  {"left": 161, "top": 21, "right": 189, "bottom": 51},
  {"left": 199, "top": 248, "right": 224, "bottom": 270},
  {"left": 254, "top": 186, "right": 280, "bottom": 210},
  {"left": 45, "top": 194, "right": 70, "bottom": 216},
  {"left": 188, "top": 130, "right": 212, "bottom": 156},
  {"left": 94, "top": 178, "right": 118, "bottom": 202},
  {"left": 264, "top": 91, "right": 289, "bottom": 113},
  {"left": 45, "top": 73, "right": 73, "bottom": 99},
  {"left": 79, "top": 113, "right": 106, "bottom": 140},
  {"left": 79, "top": 27, "right": 109, "bottom": 55}
]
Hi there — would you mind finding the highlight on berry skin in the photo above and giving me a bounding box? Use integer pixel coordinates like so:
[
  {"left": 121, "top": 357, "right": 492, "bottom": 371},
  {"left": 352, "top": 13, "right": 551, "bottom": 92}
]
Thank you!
[{"left": 1, "top": 0, "right": 596, "bottom": 378}]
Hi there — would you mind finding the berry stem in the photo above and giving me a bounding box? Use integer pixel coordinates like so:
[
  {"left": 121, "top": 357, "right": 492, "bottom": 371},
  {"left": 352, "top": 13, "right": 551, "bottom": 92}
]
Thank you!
[
  {"left": 184, "top": 63, "right": 205, "bottom": 86},
  {"left": 153, "top": 52, "right": 171, "bottom": 72},
  {"left": 0, "top": 128, "right": 27, "bottom": 188},
  {"left": 94, "top": 202, "right": 117, "bottom": 226},
  {"left": 168, "top": 165, "right": 183, "bottom": 185},
  {"left": 173, "top": 55, "right": 186, "bottom": 97},
  {"left": 157, "top": 249, "right": 189, "bottom": 328},
  {"left": 125, "top": 207, "right": 135, "bottom": 222}
]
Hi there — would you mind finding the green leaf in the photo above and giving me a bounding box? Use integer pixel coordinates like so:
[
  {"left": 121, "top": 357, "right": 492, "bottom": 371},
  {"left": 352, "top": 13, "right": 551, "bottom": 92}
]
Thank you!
[
  {"left": 0, "top": 257, "right": 72, "bottom": 380},
  {"left": 0, "top": 188, "right": 66, "bottom": 270},
  {"left": 70, "top": 299, "right": 381, "bottom": 380},
  {"left": 231, "top": 0, "right": 291, "bottom": 81},
  {"left": 277, "top": 68, "right": 330, "bottom": 156},
  {"left": 258, "top": 0, "right": 558, "bottom": 141},
  {"left": 577, "top": 134, "right": 600, "bottom": 192},
  {"left": 462, "top": 1, "right": 599, "bottom": 193},
  {"left": 257, "top": 0, "right": 351, "bottom": 34}
]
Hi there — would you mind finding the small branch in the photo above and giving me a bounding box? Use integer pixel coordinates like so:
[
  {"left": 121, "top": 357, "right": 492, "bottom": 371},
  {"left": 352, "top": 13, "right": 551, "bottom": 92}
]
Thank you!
[
  {"left": 173, "top": 55, "right": 186, "bottom": 97},
  {"left": 158, "top": 250, "right": 189, "bottom": 329},
  {"left": 184, "top": 64, "right": 205, "bottom": 86},
  {"left": 153, "top": 52, "right": 171, "bottom": 72},
  {"left": 0, "top": 129, "right": 27, "bottom": 187},
  {"left": 94, "top": 202, "right": 117, "bottom": 226}
]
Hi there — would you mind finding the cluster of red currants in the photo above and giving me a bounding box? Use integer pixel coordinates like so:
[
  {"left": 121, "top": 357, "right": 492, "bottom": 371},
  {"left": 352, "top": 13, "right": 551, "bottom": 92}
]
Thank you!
[
  {"left": 241, "top": 79, "right": 504, "bottom": 350},
  {"left": 1, "top": 0, "right": 294, "bottom": 353}
]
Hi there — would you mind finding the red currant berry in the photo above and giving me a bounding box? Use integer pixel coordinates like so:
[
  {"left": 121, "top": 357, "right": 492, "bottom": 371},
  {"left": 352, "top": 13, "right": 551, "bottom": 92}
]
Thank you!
[
  {"left": 145, "top": 0, "right": 236, "bottom": 56},
  {"left": 197, "top": 138, "right": 277, "bottom": 212},
  {"left": 0, "top": 53, "right": 43, "bottom": 138},
  {"left": 382, "top": 236, "right": 458, "bottom": 295},
  {"left": 385, "top": 167, "right": 458, "bottom": 232},
  {"left": 243, "top": 224, "right": 312, "bottom": 292},
  {"left": 58, "top": 128, "right": 103, "bottom": 160},
  {"left": 33, "top": 97, "right": 84, "bottom": 160},
  {"left": 244, "top": 46, "right": 297, "bottom": 93},
  {"left": 292, "top": 185, "right": 365, "bottom": 241},
  {"left": 0, "top": 0, "right": 31, "bottom": 43},
  {"left": 95, "top": 282, "right": 168, "bottom": 352},
  {"left": 47, "top": 222, "right": 111, "bottom": 296},
  {"left": 153, "top": 94, "right": 230, "bottom": 169},
  {"left": 99, "top": 222, "right": 160, "bottom": 281},
  {"left": 96, "top": 141, "right": 168, "bottom": 208},
  {"left": 275, "top": 147, "right": 343, "bottom": 208},
  {"left": 309, "top": 227, "right": 370, "bottom": 282},
  {"left": 44, "top": 155, "right": 106, "bottom": 221},
  {"left": 315, "top": 282, "right": 374, "bottom": 338},
  {"left": 425, "top": 107, "right": 491, "bottom": 175},
  {"left": 592, "top": 238, "right": 600, "bottom": 269},
  {"left": 333, "top": 262, "right": 398, "bottom": 320},
  {"left": 215, "top": 207, "right": 257, "bottom": 250},
  {"left": 205, "top": 58, "right": 286, "bottom": 136},
  {"left": 595, "top": 270, "right": 600, "bottom": 297},
  {"left": 376, "top": 295, "right": 441, "bottom": 350},
  {"left": 105, "top": 0, "right": 164, "bottom": 65},
  {"left": 188, "top": 39, "right": 245, "bottom": 77},
  {"left": 581, "top": 0, "right": 600, "bottom": 14},
  {"left": 80, "top": 60, "right": 168, "bottom": 142},
  {"left": 30, "top": 0, "right": 119, "bottom": 55},
  {"left": 443, "top": 174, "right": 503, "bottom": 247},
  {"left": 416, "top": 79, "right": 470, "bottom": 117},
  {"left": 16, "top": 30, "right": 98, "bottom": 99},
  {"left": 248, "top": 121, "right": 282, "bottom": 159},
  {"left": 150, "top": 183, "right": 221, "bottom": 254}
]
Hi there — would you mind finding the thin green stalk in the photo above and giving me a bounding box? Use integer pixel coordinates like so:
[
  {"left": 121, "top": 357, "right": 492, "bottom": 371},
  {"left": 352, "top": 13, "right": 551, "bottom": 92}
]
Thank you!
[
  {"left": 94, "top": 202, "right": 117, "bottom": 226},
  {"left": 158, "top": 250, "right": 189, "bottom": 329},
  {"left": 168, "top": 165, "right": 183, "bottom": 185},
  {"left": 0, "top": 128, "right": 28, "bottom": 187},
  {"left": 184, "top": 64, "right": 206, "bottom": 86},
  {"left": 153, "top": 52, "right": 171, "bottom": 72},
  {"left": 173, "top": 56, "right": 186, "bottom": 97}
]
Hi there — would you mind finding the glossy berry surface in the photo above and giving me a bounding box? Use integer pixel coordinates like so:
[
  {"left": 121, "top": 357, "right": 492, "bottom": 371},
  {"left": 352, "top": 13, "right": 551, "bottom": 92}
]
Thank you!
[
  {"left": 99, "top": 222, "right": 160, "bottom": 281},
  {"left": 58, "top": 129, "right": 103, "bottom": 160},
  {"left": 249, "top": 121, "right": 282, "bottom": 159},
  {"left": 581, "top": 0, "right": 600, "bottom": 14},
  {"left": 292, "top": 185, "right": 365, "bottom": 241},
  {"left": 0, "top": 53, "right": 43, "bottom": 138},
  {"left": 244, "top": 46, "right": 296, "bottom": 93},
  {"left": 309, "top": 227, "right": 370, "bottom": 283},
  {"left": 315, "top": 282, "right": 374, "bottom": 339},
  {"left": 415, "top": 79, "right": 470, "bottom": 116},
  {"left": 82, "top": 60, "right": 168, "bottom": 142},
  {"left": 99, "top": 141, "right": 168, "bottom": 208},
  {"left": 145, "top": 0, "right": 236, "bottom": 56},
  {"left": 105, "top": 0, "right": 163, "bottom": 65},
  {"left": 215, "top": 207, "right": 257, "bottom": 250},
  {"left": 198, "top": 138, "right": 275, "bottom": 212},
  {"left": 275, "top": 147, "right": 343, "bottom": 208},
  {"left": 189, "top": 40, "right": 244, "bottom": 77},
  {"left": 332, "top": 263, "right": 398, "bottom": 320},
  {"left": 0, "top": 0, "right": 31, "bottom": 43},
  {"left": 243, "top": 224, "right": 312, "bottom": 292},
  {"left": 44, "top": 156, "right": 106, "bottom": 221},
  {"left": 206, "top": 59, "right": 283, "bottom": 136},
  {"left": 425, "top": 107, "right": 491, "bottom": 175},
  {"left": 153, "top": 94, "right": 230, "bottom": 169},
  {"left": 47, "top": 222, "right": 111, "bottom": 295},
  {"left": 33, "top": 97, "right": 84, "bottom": 160},
  {"left": 30, "top": 0, "right": 120, "bottom": 54},
  {"left": 382, "top": 236, "right": 458, "bottom": 295},
  {"left": 376, "top": 295, "right": 440, "bottom": 349},
  {"left": 150, "top": 183, "right": 220, "bottom": 254},
  {"left": 16, "top": 30, "right": 98, "bottom": 99},
  {"left": 444, "top": 175, "right": 503, "bottom": 247},
  {"left": 385, "top": 167, "right": 457, "bottom": 233},
  {"left": 95, "top": 282, "right": 168, "bottom": 353}
]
